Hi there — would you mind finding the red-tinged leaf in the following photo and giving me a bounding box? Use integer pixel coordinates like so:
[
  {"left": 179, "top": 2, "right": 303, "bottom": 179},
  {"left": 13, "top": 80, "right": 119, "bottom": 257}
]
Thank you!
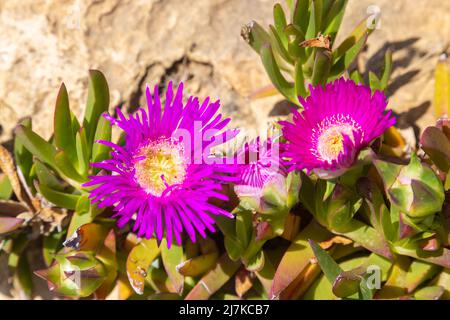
[
  {"left": 235, "top": 267, "right": 254, "bottom": 298},
  {"left": 270, "top": 221, "right": 331, "bottom": 299},
  {"left": 106, "top": 276, "right": 134, "bottom": 300},
  {"left": 0, "top": 200, "right": 29, "bottom": 216},
  {"left": 95, "top": 230, "right": 118, "bottom": 299},
  {"left": 375, "top": 256, "right": 411, "bottom": 299},
  {"left": 64, "top": 223, "right": 110, "bottom": 252},
  {"left": 249, "top": 84, "right": 279, "bottom": 100},
  {"left": 176, "top": 237, "right": 219, "bottom": 277},
  {"left": 405, "top": 260, "right": 440, "bottom": 293},
  {"left": 0, "top": 217, "right": 24, "bottom": 234},
  {"left": 420, "top": 126, "right": 450, "bottom": 172}
]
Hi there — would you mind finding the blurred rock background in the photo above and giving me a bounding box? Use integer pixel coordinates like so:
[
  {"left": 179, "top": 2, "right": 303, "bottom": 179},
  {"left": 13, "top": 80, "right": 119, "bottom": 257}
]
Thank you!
[
  {"left": 0, "top": 0, "right": 449, "bottom": 299},
  {"left": 0, "top": 0, "right": 449, "bottom": 144}
]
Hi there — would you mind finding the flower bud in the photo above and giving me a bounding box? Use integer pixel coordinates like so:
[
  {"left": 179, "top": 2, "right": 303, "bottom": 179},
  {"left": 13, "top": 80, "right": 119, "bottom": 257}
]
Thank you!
[{"left": 375, "top": 154, "right": 445, "bottom": 219}]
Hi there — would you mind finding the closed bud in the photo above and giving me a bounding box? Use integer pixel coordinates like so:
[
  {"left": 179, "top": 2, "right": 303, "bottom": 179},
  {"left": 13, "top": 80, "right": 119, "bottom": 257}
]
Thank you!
[{"left": 375, "top": 154, "right": 445, "bottom": 220}]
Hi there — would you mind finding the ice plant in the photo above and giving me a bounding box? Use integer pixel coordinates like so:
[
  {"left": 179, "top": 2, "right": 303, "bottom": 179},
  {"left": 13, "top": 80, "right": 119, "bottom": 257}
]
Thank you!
[
  {"left": 83, "top": 82, "right": 238, "bottom": 247},
  {"left": 280, "top": 78, "right": 396, "bottom": 178},
  {"left": 234, "top": 137, "right": 285, "bottom": 198}
]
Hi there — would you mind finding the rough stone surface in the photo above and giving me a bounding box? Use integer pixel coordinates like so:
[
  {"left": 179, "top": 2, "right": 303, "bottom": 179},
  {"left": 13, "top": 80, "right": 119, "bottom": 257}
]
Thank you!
[
  {"left": 0, "top": 0, "right": 450, "bottom": 299},
  {"left": 0, "top": 0, "right": 449, "bottom": 144}
]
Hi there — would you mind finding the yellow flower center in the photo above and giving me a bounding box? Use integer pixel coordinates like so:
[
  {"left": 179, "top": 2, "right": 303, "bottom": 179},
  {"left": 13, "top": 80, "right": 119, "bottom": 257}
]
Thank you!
[
  {"left": 134, "top": 139, "right": 187, "bottom": 196},
  {"left": 317, "top": 127, "right": 347, "bottom": 162}
]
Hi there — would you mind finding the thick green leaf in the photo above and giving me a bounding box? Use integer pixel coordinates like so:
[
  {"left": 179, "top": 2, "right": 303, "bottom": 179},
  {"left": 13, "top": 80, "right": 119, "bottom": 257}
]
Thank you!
[
  {"left": 161, "top": 239, "right": 184, "bottom": 295},
  {"left": 0, "top": 174, "right": 13, "bottom": 200},
  {"left": 36, "top": 251, "right": 107, "bottom": 298},
  {"left": 369, "top": 71, "right": 381, "bottom": 91},
  {"left": 14, "top": 253, "right": 33, "bottom": 298},
  {"left": 185, "top": 254, "right": 241, "bottom": 300},
  {"left": 333, "top": 270, "right": 362, "bottom": 298},
  {"left": 242, "top": 21, "right": 271, "bottom": 54},
  {"left": 54, "top": 83, "right": 77, "bottom": 163},
  {"left": 305, "top": 2, "right": 317, "bottom": 40},
  {"left": 285, "top": 24, "right": 306, "bottom": 61},
  {"left": 329, "top": 33, "right": 368, "bottom": 78},
  {"left": 34, "top": 160, "right": 65, "bottom": 192},
  {"left": 14, "top": 118, "right": 33, "bottom": 186},
  {"left": 36, "top": 182, "right": 79, "bottom": 210},
  {"left": 323, "top": 0, "right": 348, "bottom": 42},
  {"left": 177, "top": 238, "right": 218, "bottom": 277},
  {"left": 380, "top": 49, "right": 393, "bottom": 90},
  {"left": 293, "top": 0, "right": 310, "bottom": 34},
  {"left": 54, "top": 150, "right": 87, "bottom": 185},
  {"left": 43, "top": 230, "right": 65, "bottom": 266},
  {"left": 269, "top": 25, "right": 294, "bottom": 65},
  {"left": 414, "top": 286, "right": 444, "bottom": 300},
  {"left": 309, "top": 239, "right": 342, "bottom": 283},
  {"left": 311, "top": 49, "right": 331, "bottom": 85},
  {"left": 304, "top": 255, "right": 366, "bottom": 300},
  {"left": 273, "top": 3, "right": 288, "bottom": 47},
  {"left": 15, "top": 125, "right": 57, "bottom": 168},
  {"left": 336, "top": 219, "right": 393, "bottom": 259},
  {"left": 350, "top": 70, "right": 364, "bottom": 84},
  {"left": 294, "top": 61, "right": 307, "bottom": 97},
  {"left": 75, "top": 128, "right": 90, "bottom": 175},
  {"left": 91, "top": 115, "right": 112, "bottom": 165},
  {"left": 67, "top": 195, "right": 99, "bottom": 238},
  {"left": 84, "top": 70, "right": 110, "bottom": 147},
  {"left": 260, "top": 45, "right": 297, "bottom": 103},
  {"left": 405, "top": 260, "right": 440, "bottom": 293},
  {"left": 332, "top": 19, "right": 368, "bottom": 59},
  {"left": 235, "top": 210, "right": 253, "bottom": 250},
  {"left": 126, "top": 239, "right": 160, "bottom": 295}
]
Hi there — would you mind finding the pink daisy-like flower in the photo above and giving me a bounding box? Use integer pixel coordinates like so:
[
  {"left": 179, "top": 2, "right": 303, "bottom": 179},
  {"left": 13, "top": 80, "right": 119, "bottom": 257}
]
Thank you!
[
  {"left": 83, "top": 82, "right": 238, "bottom": 247},
  {"left": 234, "top": 137, "right": 286, "bottom": 197},
  {"left": 280, "top": 78, "right": 396, "bottom": 179}
]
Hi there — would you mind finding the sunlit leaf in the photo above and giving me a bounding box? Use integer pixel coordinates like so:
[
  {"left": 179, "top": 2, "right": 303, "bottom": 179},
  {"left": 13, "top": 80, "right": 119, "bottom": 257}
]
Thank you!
[
  {"left": 185, "top": 254, "right": 241, "bottom": 300},
  {"left": 84, "top": 70, "right": 110, "bottom": 148},
  {"left": 54, "top": 83, "right": 77, "bottom": 163},
  {"left": 126, "top": 239, "right": 160, "bottom": 295},
  {"left": 161, "top": 239, "right": 184, "bottom": 295}
]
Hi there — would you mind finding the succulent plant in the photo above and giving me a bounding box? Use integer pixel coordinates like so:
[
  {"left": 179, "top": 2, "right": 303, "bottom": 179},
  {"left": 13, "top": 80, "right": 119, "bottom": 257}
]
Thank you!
[
  {"left": 242, "top": 0, "right": 391, "bottom": 105},
  {"left": 0, "top": 0, "right": 449, "bottom": 302}
]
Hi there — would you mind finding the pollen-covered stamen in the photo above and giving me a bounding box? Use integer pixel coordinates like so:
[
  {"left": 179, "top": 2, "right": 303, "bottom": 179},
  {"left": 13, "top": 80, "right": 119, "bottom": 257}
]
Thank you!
[
  {"left": 134, "top": 138, "right": 187, "bottom": 196},
  {"left": 312, "top": 114, "right": 362, "bottom": 163}
]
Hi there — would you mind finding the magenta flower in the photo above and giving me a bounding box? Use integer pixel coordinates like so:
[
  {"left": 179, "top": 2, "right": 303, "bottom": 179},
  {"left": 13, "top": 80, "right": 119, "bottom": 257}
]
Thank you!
[
  {"left": 280, "top": 78, "right": 396, "bottom": 178},
  {"left": 83, "top": 82, "right": 238, "bottom": 247},
  {"left": 234, "top": 137, "right": 286, "bottom": 197}
]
